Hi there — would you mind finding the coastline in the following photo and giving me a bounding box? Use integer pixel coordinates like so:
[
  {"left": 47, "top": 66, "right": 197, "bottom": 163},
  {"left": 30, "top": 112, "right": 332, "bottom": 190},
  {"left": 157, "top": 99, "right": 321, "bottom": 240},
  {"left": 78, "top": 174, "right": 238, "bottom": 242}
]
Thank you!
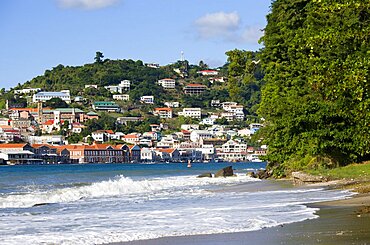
[{"left": 110, "top": 181, "right": 370, "bottom": 245}]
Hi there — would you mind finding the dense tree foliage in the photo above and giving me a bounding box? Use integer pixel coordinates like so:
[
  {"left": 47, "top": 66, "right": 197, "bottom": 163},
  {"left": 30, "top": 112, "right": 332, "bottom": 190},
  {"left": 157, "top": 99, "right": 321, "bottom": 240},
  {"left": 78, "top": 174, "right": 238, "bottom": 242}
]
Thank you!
[
  {"left": 258, "top": 0, "right": 370, "bottom": 175},
  {"left": 21, "top": 58, "right": 172, "bottom": 96},
  {"left": 226, "top": 50, "right": 264, "bottom": 115}
]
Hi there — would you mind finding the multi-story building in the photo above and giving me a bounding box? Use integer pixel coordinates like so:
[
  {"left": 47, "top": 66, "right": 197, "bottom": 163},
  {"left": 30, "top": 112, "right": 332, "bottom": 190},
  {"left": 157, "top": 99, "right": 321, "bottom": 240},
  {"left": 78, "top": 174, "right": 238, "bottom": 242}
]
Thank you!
[
  {"left": 158, "top": 78, "right": 176, "bottom": 89},
  {"left": 183, "top": 84, "right": 207, "bottom": 95},
  {"left": 178, "top": 108, "right": 201, "bottom": 119},
  {"left": 92, "top": 101, "right": 120, "bottom": 112},
  {"left": 164, "top": 101, "right": 180, "bottom": 108},
  {"left": 32, "top": 90, "right": 71, "bottom": 103},
  {"left": 154, "top": 108, "right": 173, "bottom": 119},
  {"left": 104, "top": 80, "right": 131, "bottom": 93},
  {"left": 91, "top": 130, "right": 114, "bottom": 142},
  {"left": 14, "top": 88, "right": 41, "bottom": 95},
  {"left": 113, "top": 94, "right": 130, "bottom": 101},
  {"left": 140, "top": 96, "right": 154, "bottom": 104},
  {"left": 190, "top": 130, "right": 213, "bottom": 143},
  {"left": 216, "top": 140, "right": 248, "bottom": 161}
]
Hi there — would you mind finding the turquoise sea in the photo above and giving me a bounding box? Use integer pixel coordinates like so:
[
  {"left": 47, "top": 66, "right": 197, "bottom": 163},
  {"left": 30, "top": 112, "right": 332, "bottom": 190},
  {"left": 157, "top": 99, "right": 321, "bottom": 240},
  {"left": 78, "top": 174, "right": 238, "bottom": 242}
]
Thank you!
[{"left": 0, "top": 162, "right": 352, "bottom": 244}]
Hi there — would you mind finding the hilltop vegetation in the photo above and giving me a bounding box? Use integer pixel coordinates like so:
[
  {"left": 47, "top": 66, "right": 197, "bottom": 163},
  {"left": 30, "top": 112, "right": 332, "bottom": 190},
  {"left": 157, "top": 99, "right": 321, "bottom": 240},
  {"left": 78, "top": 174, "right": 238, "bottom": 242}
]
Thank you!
[
  {"left": 258, "top": 0, "right": 370, "bottom": 176},
  {"left": 4, "top": 52, "right": 264, "bottom": 117}
]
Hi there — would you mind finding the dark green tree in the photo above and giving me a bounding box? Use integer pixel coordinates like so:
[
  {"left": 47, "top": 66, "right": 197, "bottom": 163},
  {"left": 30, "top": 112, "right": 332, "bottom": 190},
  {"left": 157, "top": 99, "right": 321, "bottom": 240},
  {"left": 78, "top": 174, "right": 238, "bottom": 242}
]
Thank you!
[
  {"left": 94, "top": 51, "right": 104, "bottom": 64},
  {"left": 44, "top": 98, "right": 68, "bottom": 108},
  {"left": 258, "top": 0, "right": 370, "bottom": 175}
]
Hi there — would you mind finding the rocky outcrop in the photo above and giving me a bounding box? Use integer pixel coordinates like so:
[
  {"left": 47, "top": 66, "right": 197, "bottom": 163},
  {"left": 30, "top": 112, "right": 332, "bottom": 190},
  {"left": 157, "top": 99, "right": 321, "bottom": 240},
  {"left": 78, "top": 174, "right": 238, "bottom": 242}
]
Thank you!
[
  {"left": 291, "top": 171, "right": 327, "bottom": 184},
  {"left": 197, "top": 173, "right": 212, "bottom": 178},
  {"left": 256, "top": 170, "right": 272, "bottom": 179},
  {"left": 215, "top": 166, "right": 234, "bottom": 177},
  {"left": 246, "top": 172, "right": 257, "bottom": 178}
]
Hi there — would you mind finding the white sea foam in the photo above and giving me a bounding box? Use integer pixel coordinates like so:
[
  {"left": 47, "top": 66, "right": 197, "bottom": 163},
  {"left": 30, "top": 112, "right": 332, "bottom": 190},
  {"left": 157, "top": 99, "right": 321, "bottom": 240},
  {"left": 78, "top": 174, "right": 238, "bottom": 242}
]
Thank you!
[
  {"left": 0, "top": 174, "right": 258, "bottom": 208},
  {"left": 0, "top": 174, "right": 354, "bottom": 245}
]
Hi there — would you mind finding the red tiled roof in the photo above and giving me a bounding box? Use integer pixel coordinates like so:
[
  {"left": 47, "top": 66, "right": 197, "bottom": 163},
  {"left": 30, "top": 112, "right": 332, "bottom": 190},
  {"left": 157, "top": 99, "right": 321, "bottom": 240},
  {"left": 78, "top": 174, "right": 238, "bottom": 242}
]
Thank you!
[
  {"left": 43, "top": 120, "right": 54, "bottom": 126},
  {"left": 0, "top": 143, "right": 28, "bottom": 148},
  {"left": 185, "top": 83, "right": 207, "bottom": 87},
  {"left": 156, "top": 148, "right": 175, "bottom": 154},
  {"left": 155, "top": 108, "right": 172, "bottom": 112}
]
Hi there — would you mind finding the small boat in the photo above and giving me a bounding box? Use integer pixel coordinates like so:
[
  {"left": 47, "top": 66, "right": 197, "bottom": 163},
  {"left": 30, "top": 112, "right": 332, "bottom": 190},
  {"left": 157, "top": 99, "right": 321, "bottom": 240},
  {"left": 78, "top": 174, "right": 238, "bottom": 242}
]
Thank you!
[{"left": 187, "top": 160, "right": 192, "bottom": 168}]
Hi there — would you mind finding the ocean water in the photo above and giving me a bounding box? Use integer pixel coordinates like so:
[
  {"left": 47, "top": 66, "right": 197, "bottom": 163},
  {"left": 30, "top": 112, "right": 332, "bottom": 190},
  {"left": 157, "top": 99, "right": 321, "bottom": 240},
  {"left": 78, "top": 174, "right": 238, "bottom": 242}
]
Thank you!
[{"left": 0, "top": 162, "right": 352, "bottom": 245}]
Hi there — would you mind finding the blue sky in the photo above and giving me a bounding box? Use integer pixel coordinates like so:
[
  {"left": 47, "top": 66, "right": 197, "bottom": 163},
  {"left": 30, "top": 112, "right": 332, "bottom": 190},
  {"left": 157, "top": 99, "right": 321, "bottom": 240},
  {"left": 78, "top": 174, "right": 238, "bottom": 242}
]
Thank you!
[{"left": 0, "top": 0, "right": 271, "bottom": 89}]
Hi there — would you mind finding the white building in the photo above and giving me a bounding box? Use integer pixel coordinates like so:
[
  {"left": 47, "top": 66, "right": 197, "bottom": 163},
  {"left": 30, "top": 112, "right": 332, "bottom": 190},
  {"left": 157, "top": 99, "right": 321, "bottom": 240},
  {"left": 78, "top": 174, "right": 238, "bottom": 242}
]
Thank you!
[
  {"left": 140, "top": 96, "right": 154, "bottom": 104},
  {"left": 178, "top": 108, "right": 201, "bottom": 119},
  {"left": 32, "top": 90, "right": 71, "bottom": 103},
  {"left": 164, "top": 102, "right": 180, "bottom": 108},
  {"left": 222, "top": 102, "right": 238, "bottom": 111},
  {"left": 14, "top": 88, "right": 41, "bottom": 95},
  {"left": 158, "top": 78, "right": 176, "bottom": 89},
  {"left": 141, "top": 148, "right": 156, "bottom": 162},
  {"left": 154, "top": 108, "right": 173, "bottom": 119},
  {"left": 217, "top": 139, "right": 248, "bottom": 161},
  {"left": 180, "top": 124, "right": 200, "bottom": 131},
  {"left": 190, "top": 130, "right": 213, "bottom": 143},
  {"left": 113, "top": 94, "right": 130, "bottom": 101},
  {"left": 104, "top": 80, "right": 131, "bottom": 93},
  {"left": 85, "top": 85, "right": 98, "bottom": 89},
  {"left": 197, "top": 70, "right": 219, "bottom": 76}
]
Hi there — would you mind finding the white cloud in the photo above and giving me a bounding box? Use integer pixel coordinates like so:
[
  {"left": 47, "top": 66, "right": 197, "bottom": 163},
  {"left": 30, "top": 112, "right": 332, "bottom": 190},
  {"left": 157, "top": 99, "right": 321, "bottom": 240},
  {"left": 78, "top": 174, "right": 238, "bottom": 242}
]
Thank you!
[
  {"left": 195, "top": 12, "right": 240, "bottom": 39},
  {"left": 194, "top": 11, "right": 263, "bottom": 44},
  {"left": 58, "top": 0, "right": 120, "bottom": 10}
]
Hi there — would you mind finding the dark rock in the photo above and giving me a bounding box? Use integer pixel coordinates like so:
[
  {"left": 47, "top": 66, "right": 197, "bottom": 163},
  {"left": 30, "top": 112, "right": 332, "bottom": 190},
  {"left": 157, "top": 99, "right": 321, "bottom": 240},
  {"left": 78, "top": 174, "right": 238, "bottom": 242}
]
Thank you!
[
  {"left": 247, "top": 172, "right": 257, "bottom": 178},
  {"left": 215, "top": 166, "right": 234, "bottom": 177},
  {"left": 256, "top": 170, "right": 271, "bottom": 179},
  {"left": 197, "top": 173, "right": 212, "bottom": 178}
]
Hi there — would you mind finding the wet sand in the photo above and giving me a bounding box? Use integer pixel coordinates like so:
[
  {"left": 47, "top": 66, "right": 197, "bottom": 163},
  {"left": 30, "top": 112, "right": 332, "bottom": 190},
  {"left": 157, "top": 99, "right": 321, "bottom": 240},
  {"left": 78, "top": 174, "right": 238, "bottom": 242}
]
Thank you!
[{"left": 111, "top": 183, "right": 370, "bottom": 245}]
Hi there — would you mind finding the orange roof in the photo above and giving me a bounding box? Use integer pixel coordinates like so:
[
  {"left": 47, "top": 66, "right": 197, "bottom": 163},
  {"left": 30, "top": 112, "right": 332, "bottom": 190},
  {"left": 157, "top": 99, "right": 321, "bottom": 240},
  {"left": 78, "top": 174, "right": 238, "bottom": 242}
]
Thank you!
[
  {"left": 155, "top": 108, "right": 172, "bottom": 112},
  {"left": 185, "top": 83, "right": 207, "bottom": 87},
  {"left": 156, "top": 148, "right": 175, "bottom": 154},
  {"left": 0, "top": 143, "right": 28, "bottom": 148},
  {"left": 94, "top": 130, "right": 114, "bottom": 134},
  {"left": 128, "top": 144, "right": 140, "bottom": 150},
  {"left": 124, "top": 134, "right": 139, "bottom": 139},
  {"left": 31, "top": 144, "right": 56, "bottom": 149},
  {"left": 43, "top": 120, "right": 54, "bottom": 126},
  {"left": 181, "top": 130, "right": 190, "bottom": 134},
  {"left": 9, "top": 108, "right": 38, "bottom": 113}
]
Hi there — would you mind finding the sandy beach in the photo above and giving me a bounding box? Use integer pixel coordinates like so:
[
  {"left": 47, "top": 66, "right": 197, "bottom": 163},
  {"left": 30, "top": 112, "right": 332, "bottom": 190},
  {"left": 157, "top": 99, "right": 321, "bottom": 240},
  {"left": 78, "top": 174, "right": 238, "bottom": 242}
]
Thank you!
[{"left": 113, "top": 182, "right": 370, "bottom": 245}]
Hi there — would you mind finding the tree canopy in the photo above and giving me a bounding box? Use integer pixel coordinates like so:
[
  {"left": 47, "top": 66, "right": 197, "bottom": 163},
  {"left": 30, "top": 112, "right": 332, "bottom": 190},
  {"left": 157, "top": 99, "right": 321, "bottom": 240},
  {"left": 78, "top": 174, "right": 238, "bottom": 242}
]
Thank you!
[{"left": 258, "top": 0, "right": 370, "bottom": 175}]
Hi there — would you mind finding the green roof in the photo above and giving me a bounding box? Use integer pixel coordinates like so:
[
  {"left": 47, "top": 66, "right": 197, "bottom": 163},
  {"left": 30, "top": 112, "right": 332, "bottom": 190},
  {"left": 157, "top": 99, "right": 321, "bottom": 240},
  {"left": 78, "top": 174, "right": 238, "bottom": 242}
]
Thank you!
[
  {"left": 94, "top": 101, "right": 117, "bottom": 106},
  {"left": 87, "top": 111, "right": 98, "bottom": 116},
  {"left": 55, "top": 108, "right": 84, "bottom": 113}
]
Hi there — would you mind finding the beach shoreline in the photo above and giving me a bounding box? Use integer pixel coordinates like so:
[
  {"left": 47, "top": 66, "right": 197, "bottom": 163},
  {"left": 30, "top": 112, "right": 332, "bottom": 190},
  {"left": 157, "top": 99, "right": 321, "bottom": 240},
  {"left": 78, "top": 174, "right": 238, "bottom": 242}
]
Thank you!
[{"left": 110, "top": 180, "right": 370, "bottom": 245}]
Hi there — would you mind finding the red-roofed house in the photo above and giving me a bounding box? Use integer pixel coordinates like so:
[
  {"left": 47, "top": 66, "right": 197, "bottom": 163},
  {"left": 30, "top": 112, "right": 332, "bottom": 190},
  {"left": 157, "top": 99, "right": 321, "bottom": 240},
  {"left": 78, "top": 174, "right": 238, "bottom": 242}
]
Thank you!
[
  {"left": 123, "top": 133, "right": 140, "bottom": 145},
  {"left": 183, "top": 84, "right": 207, "bottom": 95},
  {"left": 153, "top": 108, "right": 173, "bottom": 119},
  {"left": 197, "top": 70, "right": 219, "bottom": 76}
]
